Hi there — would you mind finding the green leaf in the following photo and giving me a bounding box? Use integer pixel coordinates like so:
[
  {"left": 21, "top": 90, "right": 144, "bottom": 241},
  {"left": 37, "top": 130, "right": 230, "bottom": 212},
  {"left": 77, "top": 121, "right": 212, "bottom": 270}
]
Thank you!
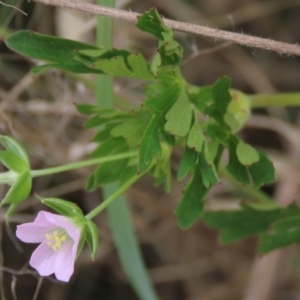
[
  {"left": 1, "top": 171, "right": 31, "bottom": 205},
  {"left": 227, "top": 136, "right": 275, "bottom": 188},
  {"left": 138, "top": 115, "right": 162, "bottom": 172},
  {"left": 224, "top": 111, "right": 240, "bottom": 132},
  {"left": 110, "top": 110, "right": 150, "bottom": 148},
  {"left": 145, "top": 82, "right": 181, "bottom": 113},
  {"left": 92, "top": 126, "right": 113, "bottom": 142},
  {"left": 0, "top": 151, "right": 28, "bottom": 173},
  {"left": 151, "top": 143, "right": 172, "bottom": 193},
  {"left": 236, "top": 140, "right": 259, "bottom": 166},
  {"left": 88, "top": 138, "right": 130, "bottom": 186},
  {"left": 90, "top": 137, "right": 127, "bottom": 158},
  {"left": 137, "top": 8, "right": 183, "bottom": 69},
  {"left": 85, "top": 219, "right": 99, "bottom": 260},
  {"left": 0, "top": 135, "right": 29, "bottom": 164},
  {"left": 203, "top": 207, "right": 282, "bottom": 244},
  {"left": 258, "top": 205, "right": 300, "bottom": 253},
  {"left": 206, "top": 77, "right": 231, "bottom": 124},
  {"left": 76, "top": 104, "right": 97, "bottom": 115},
  {"left": 188, "top": 86, "right": 213, "bottom": 113},
  {"left": 5, "top": 30, "right": 102, "bottom": 74},
  {"left": 85, "top": 173, "right": 96, "bottom": 192},
  {"left": 226, "top": 137, "right": 250, "bottom": 185},
  {"left": 177, "top": 146, "right": 198, "bottom": 181},
  {"left": 84, "top": 110, "right": 130, "bottom": 129},
  {"left": 259, "top": 229, "right": 300, "bottom": 253},
  {"left": 93, "top": 158, "right": 129, "bottom": 185},
  {"left": 38, "top": 196, "right": 84, "bottom": 218},
  {"left": 31, "top": 63, "right": 60, "bottom": 77},
  {"left": 165, "top": 87, "right": 193, "bottom": 137},
  {"left": 187, "top": 114, "right": 205, "bottom": 152},
  {"left": 90, "top": 53, "right": 154, "bottom": 80},
  {"left": 137, "top": 8, "right": 171, "bottom": 40},
  {"left": 176, "top": 168, "right": 208, "bottom": 229},
  {"left": 199, "top": 145, "right": 219, "bottom": 188},
  {"left": 248, "top": 151, "right": 275, "bottom": 188}
]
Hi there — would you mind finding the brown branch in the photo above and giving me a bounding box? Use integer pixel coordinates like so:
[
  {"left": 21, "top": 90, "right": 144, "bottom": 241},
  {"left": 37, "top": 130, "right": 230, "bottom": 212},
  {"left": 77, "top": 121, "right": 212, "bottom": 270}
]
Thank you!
[{"left": 32, "top": 0, "right": 300, "bottom": 57}]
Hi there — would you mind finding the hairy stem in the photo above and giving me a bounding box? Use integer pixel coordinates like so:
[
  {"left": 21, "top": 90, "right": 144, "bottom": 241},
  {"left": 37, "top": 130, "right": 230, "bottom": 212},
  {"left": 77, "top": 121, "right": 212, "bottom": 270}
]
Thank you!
[{"left": 32, "top": 0, "right": 300, "bottom": 57}]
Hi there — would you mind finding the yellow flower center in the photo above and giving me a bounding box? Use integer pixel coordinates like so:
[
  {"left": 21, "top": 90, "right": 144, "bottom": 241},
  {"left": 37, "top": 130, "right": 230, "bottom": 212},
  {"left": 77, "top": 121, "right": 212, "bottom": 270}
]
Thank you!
[{"left": 45, "top": 230, "right": 67, "bottom": 251}]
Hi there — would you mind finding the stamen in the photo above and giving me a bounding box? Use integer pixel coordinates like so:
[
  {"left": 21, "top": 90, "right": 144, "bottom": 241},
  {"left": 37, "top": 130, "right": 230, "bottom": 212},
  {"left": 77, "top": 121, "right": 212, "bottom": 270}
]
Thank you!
[{"left": 45, "top": 230, "right": 68, "bottom": 251}]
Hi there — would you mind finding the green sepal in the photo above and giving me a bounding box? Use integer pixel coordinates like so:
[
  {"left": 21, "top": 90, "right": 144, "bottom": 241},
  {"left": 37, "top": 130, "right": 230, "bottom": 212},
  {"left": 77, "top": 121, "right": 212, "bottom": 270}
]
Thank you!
[
  {"left": 0, "top": 151, "right": 28, "bottom": 173},
  {"left": 37, "top": 196, "right": 84, "bottom": 218},
  {"left": 1, "top": 170, "right": 31, "bottom": 205},
  {"left": 85, "top": 219, "right": 99, "bottom": 260},
  {"left": 5, "top": 203, "right": 18, "bottom": 221},
  {"left": 76, "top": 230, "right": 87, "bottom": 259},
  {"left": 0, "top": 135, "right": 29, "bottom": 164}
]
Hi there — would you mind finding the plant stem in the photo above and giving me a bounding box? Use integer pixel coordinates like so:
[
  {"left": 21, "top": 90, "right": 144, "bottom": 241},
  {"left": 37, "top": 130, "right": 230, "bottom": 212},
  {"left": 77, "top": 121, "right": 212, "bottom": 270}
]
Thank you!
[
  {"left": 85, "top": 171, "right": 142, "bottom": 220},
  {"left": 32, "top": 0, "right": 300, "bottom": 57},
  {"left": 30, "top": 151, "right": 137, "bottom": 177},
  {"left": 249, "top": 93, "right": 300, "bottom": 108}
]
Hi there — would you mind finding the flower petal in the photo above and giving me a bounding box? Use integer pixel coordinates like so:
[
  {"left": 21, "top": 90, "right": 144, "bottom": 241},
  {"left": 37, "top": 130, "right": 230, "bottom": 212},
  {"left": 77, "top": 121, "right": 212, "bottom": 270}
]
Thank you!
[
  {"left": 54, "top": 240, "right": 75, "bottom": 282},
  {"left": 16, "top": 223, "right": 50, "bottom": 243},
  {"left": 34, "top": 211, "right": 63, "bottom": 227},
  {"left": 42, "top": 212, "right": 82, "bottom": 244},
  {"left": 30, "top": 241, "right": 58, "bottom": 276}
]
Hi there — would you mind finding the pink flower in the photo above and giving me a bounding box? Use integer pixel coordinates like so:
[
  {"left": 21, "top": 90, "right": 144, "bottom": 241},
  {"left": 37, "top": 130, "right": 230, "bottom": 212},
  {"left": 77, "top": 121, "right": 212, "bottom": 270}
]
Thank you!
[{"left": 16, "top": 211, "right": 83, "bottom": 282}]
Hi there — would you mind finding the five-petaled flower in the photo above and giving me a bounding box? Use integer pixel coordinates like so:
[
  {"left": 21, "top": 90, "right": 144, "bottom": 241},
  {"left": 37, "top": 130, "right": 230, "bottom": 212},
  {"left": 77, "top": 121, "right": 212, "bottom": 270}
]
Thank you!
[{"left": 16, "top": 211, "right": 83, "bottom": 282}]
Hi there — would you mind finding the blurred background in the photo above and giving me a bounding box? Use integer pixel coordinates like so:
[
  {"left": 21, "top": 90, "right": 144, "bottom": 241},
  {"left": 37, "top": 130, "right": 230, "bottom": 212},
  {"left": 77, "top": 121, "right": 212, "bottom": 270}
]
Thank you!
[{"left": 1, "top": 0, "right": 300, "bottom": 299}]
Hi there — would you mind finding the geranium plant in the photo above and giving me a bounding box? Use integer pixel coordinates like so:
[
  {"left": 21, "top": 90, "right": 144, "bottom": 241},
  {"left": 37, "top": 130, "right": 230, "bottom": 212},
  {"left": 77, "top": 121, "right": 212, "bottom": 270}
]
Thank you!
[{"left": 1, "top": 1, "right": 300, "bottom": 299}]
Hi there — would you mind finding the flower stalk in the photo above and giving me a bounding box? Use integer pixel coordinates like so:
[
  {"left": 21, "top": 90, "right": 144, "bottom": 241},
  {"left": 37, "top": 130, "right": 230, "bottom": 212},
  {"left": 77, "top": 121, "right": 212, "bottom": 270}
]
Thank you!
[
  {"left": 85, "top": 171, "right": 143, "bottom": 220},
  {"left": 30, "top": 151, "right": 138, "bottom": 178}
]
